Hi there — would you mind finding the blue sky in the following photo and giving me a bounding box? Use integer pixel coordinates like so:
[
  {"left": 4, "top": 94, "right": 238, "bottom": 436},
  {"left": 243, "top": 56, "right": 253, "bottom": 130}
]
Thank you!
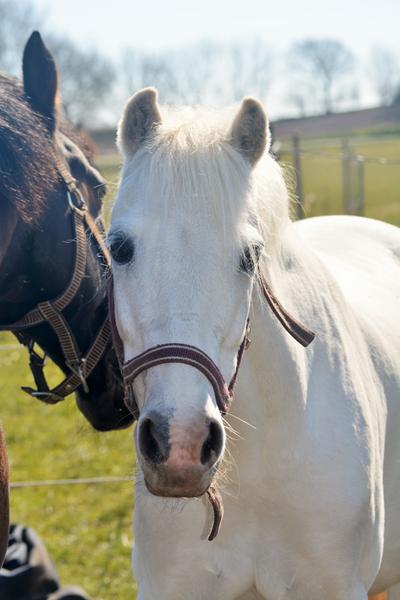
[{"left": 34, "top": 0, "right": 400, "bottom": 57}]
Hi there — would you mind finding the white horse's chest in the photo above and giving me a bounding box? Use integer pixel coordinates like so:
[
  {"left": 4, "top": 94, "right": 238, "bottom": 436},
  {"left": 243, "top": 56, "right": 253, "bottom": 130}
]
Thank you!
[{"left": 133, "top": 483, "right": 295, "bottom": 599}]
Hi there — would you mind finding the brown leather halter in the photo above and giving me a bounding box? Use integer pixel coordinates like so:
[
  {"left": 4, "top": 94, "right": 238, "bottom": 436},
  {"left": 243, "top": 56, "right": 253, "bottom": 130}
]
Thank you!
[
  {"left": 0, "top": 155, "right": 112, "bottom": 404},
  {"left": 110, "top": 275, "right": 315, "bottom": 418},
  {"left": 109, "top": 273, "right": 315, "bottom": 540}
]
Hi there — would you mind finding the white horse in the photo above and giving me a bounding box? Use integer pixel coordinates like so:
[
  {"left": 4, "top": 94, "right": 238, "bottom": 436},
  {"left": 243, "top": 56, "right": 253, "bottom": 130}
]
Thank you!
[{"left": 109, "top": 87, "right": 400, "bottom": 600}]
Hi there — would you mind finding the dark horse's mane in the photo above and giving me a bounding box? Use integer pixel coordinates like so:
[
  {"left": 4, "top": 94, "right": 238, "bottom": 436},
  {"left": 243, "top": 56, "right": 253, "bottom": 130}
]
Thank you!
[
  {"left": 0, "top": 74, "right": 95, "bottom": 225},
  {"left": 0, "top": 74, "right": 59, "bottom": 224}
]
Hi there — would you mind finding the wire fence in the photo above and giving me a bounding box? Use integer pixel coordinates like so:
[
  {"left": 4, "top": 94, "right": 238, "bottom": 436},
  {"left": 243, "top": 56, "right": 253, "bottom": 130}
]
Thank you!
[
  {"left": 10, "top": 475, "right": 134, "bottom": 489},
  {"left": 285, "top": 145, "right": 400, "bottom": 165},
  {"left": 0, "top": 341, "right": 134, "bottom": 491},
  {"left": 278, "top": 135, "right": 400, "bottom": 220}
]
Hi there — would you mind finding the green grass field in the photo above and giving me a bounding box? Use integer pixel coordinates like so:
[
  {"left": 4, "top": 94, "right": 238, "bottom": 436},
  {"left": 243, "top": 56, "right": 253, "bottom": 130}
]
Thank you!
[
  {"left": 1, "top": 134, "right": 399, "bottom": 600},
  {"left": 1, "top": 334, "right": 137, "bottom": 599}
]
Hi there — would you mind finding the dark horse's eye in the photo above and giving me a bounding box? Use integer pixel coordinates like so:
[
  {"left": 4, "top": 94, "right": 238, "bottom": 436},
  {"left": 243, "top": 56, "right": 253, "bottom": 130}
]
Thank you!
[
  {"left": 240, "top": 244, "right": 263, "bottom": 275},
  {"left": 109, "top": 234, "right": 135, "bottom": 265}
]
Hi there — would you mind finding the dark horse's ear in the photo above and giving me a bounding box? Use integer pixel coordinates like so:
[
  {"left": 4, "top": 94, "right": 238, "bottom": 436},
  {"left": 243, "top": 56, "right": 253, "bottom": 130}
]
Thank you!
[{"left": 23, "top": 31, "right": 59, "bottom": 131}]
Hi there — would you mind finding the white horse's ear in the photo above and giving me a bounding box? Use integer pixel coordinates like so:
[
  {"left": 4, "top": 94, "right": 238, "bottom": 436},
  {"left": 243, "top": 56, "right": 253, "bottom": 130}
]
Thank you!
[
  {"left": 229, "top": 97, "right": 269, "bottom": 166},
  {"left": 117, "top": 87, "right": 162, "bottom": 157}
]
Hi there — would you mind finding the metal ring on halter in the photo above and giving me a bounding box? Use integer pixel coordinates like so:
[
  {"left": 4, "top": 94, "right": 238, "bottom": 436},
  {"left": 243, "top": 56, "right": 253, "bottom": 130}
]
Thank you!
[
  {"left": 67, "top": 188, "right": 87, "bottom": 216},
  {"left": 66, "top": 359, "right": 89, "bottom": 394}
]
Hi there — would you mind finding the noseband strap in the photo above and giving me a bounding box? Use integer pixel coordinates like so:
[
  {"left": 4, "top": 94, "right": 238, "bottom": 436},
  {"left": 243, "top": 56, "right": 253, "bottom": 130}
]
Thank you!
[
  {"left": 108, "top": 278, "right": 251, "bottom": 417},
  {"left": 124, "top": 343, "right": 235, "bottom": 415},
  {"left": 110, "top": 275, "right": 315, "bottom": 421}
]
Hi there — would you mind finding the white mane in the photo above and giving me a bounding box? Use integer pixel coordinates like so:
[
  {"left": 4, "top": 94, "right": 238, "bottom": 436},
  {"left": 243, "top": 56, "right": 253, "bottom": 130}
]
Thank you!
[{"left": 118, "top": 105, "right": 291, "bottom": 261}]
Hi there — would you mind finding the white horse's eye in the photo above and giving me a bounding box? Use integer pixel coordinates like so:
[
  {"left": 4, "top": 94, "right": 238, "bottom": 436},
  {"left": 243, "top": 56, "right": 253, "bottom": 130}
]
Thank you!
[
  {"left": 239, "top": 244, "right": 262, "bottom": 275},
  {"left": 109, "top": 234, "right": 135, "bottom": 265}
]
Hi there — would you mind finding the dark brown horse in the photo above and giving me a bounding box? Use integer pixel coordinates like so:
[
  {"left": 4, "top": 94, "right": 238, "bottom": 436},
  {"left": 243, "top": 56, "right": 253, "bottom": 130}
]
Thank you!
[{"left": 0, "top": 32, "right": 133, "bottom": 564}]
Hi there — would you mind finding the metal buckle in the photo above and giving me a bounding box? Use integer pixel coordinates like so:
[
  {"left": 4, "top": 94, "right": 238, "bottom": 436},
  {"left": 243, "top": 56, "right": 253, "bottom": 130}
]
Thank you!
[
  {"left": 20, "top": 387, "right": 65, "bottom": 404},
  {"left": 27, "top": 340, "right": 47, "bottom": 367},
  {"left": 67, "top": 188, "right": 87, "bottom": 216},
  {"left": 66, "top": 359, "right": 89, "bottom": 394}
]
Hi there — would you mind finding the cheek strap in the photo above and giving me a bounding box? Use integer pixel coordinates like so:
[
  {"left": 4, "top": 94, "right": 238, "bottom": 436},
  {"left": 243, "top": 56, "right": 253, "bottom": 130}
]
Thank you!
[{"left": 257, "top": 274, "right": 315, "bottom": 347}]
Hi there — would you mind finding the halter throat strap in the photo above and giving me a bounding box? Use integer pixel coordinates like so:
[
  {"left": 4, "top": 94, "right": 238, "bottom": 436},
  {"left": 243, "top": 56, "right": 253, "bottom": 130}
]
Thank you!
[{"left": 258, "top": 275, "right": 315, "bottom": 347}]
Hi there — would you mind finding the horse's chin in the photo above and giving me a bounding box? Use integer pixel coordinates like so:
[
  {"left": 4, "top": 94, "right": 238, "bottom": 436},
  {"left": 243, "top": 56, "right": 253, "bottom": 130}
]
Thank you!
[
  {"left": 144, "top": 479, "right": 209, "bottom": 498},
  {"left": 90, "top": 411, "right": 134, "bottom": 432},
  {"left": 142, "top": 467, "right": 213, "bottom": 498},
  {"left": 76, "top": 393, "right": 134, "bottom": 431}
]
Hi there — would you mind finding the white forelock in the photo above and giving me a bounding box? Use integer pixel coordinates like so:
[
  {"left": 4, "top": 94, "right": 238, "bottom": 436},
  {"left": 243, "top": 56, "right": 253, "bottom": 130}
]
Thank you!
[{"left": 116, "top": 104, "right": 290, "bottom": 257}]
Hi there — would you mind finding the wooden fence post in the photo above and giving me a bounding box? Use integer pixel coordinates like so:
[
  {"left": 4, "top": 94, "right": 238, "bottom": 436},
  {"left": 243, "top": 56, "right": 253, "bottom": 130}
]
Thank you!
[
  {"left": 357, "top": 157, "right": 365, "bottom": 215},
  {"left": 342, "top": 138, "right": 350, "bottom": 214},
  {"left": 292, "top": 135, "right": 304, "bottom": 219}
]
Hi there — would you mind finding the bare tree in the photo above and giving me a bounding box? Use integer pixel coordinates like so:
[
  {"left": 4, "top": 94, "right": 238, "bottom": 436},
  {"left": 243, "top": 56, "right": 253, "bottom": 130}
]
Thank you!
[
  {"left": 120, "top": 49, "right": 141, "bottom": 99},
  {"left": 0, "top": 0, "right": 44, "bottom": 73},
  {"left": 119, "top": 39, "right": 274, "bottom": 109},
  {"left": 369, "top": 46, "right": 400, "bottom": 106},
  {"left": 288, "top": 89, "right": 309, "bottom": 117},
  {"left": 120, "top": 42, "right": 220, "bottom": 105},
  {"left": 288, "top": 38, "right": 355, "bottom": 114},
  {"left": 45, "top": 35, "right": 116, "bottom": 127},
  {"left": 176, "top": 41, "right": 221, "bottom": 104},
  {"left": 0, "top": 1, "right": 114, "bottom": 126},
  {"left": 226, "top": 39, "right": 273, "bottom": 103},
  {"left": 121, "top": 49, "right": 179, "bottom": 102}
]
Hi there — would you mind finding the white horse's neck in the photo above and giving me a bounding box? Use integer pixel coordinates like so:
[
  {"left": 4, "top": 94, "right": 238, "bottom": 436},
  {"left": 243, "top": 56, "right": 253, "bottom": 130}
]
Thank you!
[
  {"left": 225, "top": 223, "right": 318, "bottom": 494},
  {"left": 225, "top": 217, "right": 382, "bottom": 504}
]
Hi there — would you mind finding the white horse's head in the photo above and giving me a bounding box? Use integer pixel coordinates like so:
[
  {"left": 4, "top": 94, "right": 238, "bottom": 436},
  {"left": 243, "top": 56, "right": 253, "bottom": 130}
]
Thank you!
[{"left": 110, "top": 88, "right": 286, "bottom": 497}]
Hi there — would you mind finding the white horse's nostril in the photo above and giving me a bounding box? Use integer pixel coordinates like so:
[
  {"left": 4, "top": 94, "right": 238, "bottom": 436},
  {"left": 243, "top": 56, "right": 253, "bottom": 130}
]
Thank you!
[
  {"left": 138, "top": 413, "right": 170, "bottom": 465},
  {"left": 201, "top": 420, "right": 224, "bottom": 466},
  {"left": 138, "top": 411, "right": 224, "bottom": 474}
]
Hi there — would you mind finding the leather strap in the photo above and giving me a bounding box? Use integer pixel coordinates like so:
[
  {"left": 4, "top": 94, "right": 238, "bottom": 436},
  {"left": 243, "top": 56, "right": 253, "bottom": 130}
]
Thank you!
[
  {"left": 257, "top": 275, "right": 315, "bottom": 347},
  {"left": 206, "top": 486, "right": 224, "bottom": 541},
  {"left": 123, "top": 343, "right": 233, "bottom": 415},
  {"left": 21, "top": 319, "right": 111, "bottom": 404}
]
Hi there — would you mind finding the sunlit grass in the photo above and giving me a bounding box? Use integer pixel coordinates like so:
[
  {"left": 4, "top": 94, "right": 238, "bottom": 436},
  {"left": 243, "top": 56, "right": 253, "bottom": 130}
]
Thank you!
[{"left": 1, "top": 332, "right": 137, "bottom": 600}]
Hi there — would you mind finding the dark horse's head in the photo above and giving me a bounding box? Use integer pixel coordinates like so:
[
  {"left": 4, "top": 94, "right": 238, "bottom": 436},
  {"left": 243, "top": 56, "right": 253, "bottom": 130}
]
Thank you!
[{"left": 0, "top": 32, "right": 133, "bottom": 431}]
